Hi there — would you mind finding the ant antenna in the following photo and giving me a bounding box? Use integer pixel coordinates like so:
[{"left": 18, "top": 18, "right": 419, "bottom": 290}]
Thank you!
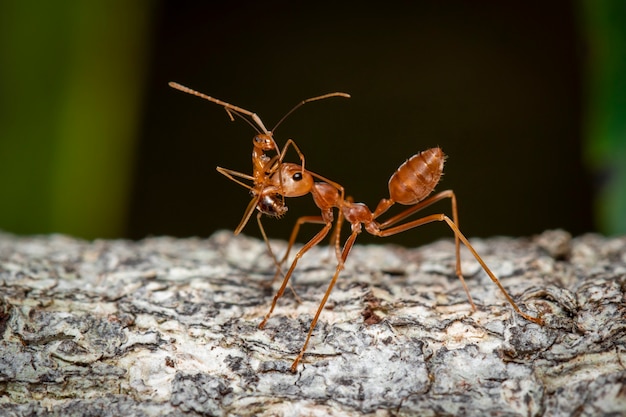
[
  {"left": 169, "top": 82, "right": 350, "bottom": 138},
  {"left": 271, "top": 92, "right": 351, "bottom": 133},
  {"left": 224, "top": 108, "right": 264, "bottom": 135},
  {"left": 169, "top": 82, "right": 270, "bottom": 134}
]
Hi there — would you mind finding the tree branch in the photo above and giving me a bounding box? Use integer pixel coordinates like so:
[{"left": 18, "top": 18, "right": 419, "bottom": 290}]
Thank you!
[{"left": 1, "top": 229, "right": 624, "bottom": 416}]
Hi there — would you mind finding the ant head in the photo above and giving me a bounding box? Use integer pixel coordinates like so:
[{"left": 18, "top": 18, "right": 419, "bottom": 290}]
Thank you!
[
  {"left": 257, "top": 191, "right": 288, "bottom": 218},
  {"left": 272, "top": 163, "right": 314, "bottom": 198},
  {"left": 253, "top": 134, "right": 277, "bottom": 152}
]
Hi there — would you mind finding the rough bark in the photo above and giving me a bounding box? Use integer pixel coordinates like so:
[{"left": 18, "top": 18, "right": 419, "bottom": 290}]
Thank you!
[{"left": 0, "top": 229, "right": 625, "bottom": 416}]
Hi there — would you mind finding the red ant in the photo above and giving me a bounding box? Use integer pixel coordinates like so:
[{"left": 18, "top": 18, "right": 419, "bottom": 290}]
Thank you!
[{"left": 169, "top": 83, "right": 544, "bottom": 372}]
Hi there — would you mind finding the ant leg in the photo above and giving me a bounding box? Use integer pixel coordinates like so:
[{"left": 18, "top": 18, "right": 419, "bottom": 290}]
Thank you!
[
  {"left": 280, "top": 216, "right": 326, "bottom": 265},
  {"left": 216, "top": 166, "right": 255, "bottom": 191},
  {"left": 215, "top": 166, "right": 261, "bottom": 235},
  {"left": 280, "top": 214, "right": 343, "bottom": 269},
  {"left": 377, "top": 213, "right": 544, "bottom": 325},
  {"left": 234, "top": 195, "right": 261, "bottom": 236},
  {"left": 329, "top": 198, "right": 353, "bottom": 263},
  {"left": 330, "top": 208, "right": 345, "bottom": 263},
  {"left": 375, "top": 190, "right": 467, "bottom": 307},
  {"left": 256, "top": 213, "right": 286, "bottom": 279},
  {"left": 256, "top": 213, "right": 301, "bottom": 302},
  {"left": 259, "top": 221, "right": 333, "bottom": 329},
  {"left": 281, "top": 139, "right": 306, "bottom": 173},
  {"left": 291, "top": 227, "right": 360, "bottom": 372}
]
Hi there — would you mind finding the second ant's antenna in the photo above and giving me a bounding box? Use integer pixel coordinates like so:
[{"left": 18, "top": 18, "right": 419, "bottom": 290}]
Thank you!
[
  {"left": 168, "top": 82, "right": 270, "bottom": 134},
  {"left": 169, "top": 82, "right": 350, "bottom": 136},
  {"left": 271, "top": 92, "right": 351, "bottom": 133}
]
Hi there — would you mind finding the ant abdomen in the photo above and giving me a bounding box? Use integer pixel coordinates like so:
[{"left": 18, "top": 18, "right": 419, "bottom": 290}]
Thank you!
[{"left": 388, "top": 147, "right": 445, "bottom": 205}]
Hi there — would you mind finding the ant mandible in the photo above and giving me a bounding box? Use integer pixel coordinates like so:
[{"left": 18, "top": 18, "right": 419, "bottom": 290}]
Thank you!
[{"left": 169, "top": 83, "right": 544, "bottom": 373}]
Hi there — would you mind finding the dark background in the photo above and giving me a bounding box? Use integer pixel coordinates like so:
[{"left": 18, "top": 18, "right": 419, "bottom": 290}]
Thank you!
[
  {"left": 130, "top": 1, "right": 592, "bottom": 246},
  {"left": 0, "top": 1, "right": 601, "bottom": 247}
]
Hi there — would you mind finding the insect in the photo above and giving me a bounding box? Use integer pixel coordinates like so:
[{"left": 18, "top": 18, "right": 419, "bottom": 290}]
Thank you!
[
  {"left": 169, "top": 81, "right": 349, "bottom": 271},
  {"left": 170, "top": 84, "right": 544, "bottom": 372}
]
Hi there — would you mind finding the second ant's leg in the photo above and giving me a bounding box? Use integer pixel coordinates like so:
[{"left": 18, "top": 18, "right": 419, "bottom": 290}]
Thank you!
[
  {"left": 256, "top": 212, "right": 286, "bottom": 280},
  {"left": 215, "top": 166, "right": 263, "bottom": 235},
  {"left": 377, "top": 214, "right": 543, "bottom": 325},
  {"left": 259, "top": 222, "right": 332, "bottom": 329},
  {"left": 216, "top": 166, "right": 255, "bottom": 191},
  {"left": 256, "top": 213, "right": 302, "bottom": 302},
  {"left": 234, "top": 195, "right": 261, "bottom": 236},
  {"left": 290, "top": 228, "right": 360, "bottom": 372}
]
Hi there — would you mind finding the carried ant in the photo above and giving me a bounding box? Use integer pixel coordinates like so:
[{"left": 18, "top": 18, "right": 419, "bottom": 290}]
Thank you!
[{"left": 169, "top": 83, "right": 544, "bottom": 372}]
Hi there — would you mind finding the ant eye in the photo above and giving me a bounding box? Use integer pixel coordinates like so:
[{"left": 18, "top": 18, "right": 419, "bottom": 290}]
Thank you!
[{"left": 292, "top": 172, "right": 303, "bottom": 181}]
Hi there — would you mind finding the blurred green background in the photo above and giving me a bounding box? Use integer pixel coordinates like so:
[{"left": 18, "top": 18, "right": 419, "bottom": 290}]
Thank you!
[{"left": 0, "top": 1, "right": 623, "bottom": 246}]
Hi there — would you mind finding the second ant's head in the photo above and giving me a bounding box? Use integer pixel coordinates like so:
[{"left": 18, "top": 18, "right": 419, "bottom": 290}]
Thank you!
[{"left": 253, "top": 134, "right": 278, "bottom": 152}]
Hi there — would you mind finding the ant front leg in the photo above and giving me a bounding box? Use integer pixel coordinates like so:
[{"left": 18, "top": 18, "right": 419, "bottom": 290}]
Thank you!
[
  {"left": 279, "top": 210, "right": 346, "bottom": 278},
  {"left": 259, "top": 220, "right": 333, "bottom": 329},
  {"left": 290, "top": 225, "right": 360, "bottom": 372},
  {"left": 280, "top": 139, "right": 306, "bottom": 173},
  {"left": 277, "top": 215, "right": 328, "bottom": 277}
]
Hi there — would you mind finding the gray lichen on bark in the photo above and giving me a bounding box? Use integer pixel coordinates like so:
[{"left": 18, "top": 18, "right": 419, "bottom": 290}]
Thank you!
[{"left": 0, "top": 229, "right": 625, "bottom": 416}]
